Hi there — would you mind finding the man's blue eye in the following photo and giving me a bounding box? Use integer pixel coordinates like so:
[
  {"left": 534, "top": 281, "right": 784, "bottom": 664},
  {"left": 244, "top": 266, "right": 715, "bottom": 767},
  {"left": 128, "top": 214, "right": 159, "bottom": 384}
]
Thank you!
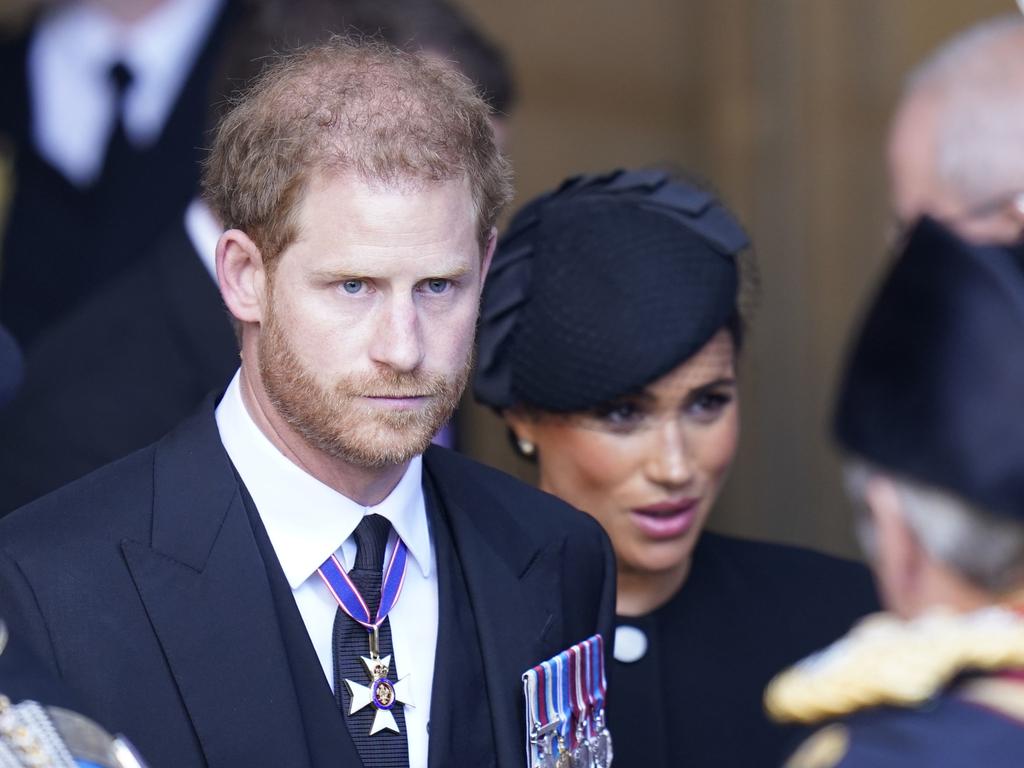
[
  {"left": 427, "top": 278, "right": 450, "bottom": 294},
  {"left": 342, "top": 280, "right": 364, "bottom": 294}
]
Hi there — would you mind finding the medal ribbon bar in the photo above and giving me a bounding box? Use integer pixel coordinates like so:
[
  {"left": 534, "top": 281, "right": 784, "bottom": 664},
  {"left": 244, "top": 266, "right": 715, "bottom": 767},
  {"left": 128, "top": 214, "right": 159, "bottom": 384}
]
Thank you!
[{"left": 523, "top": 634, "right": 613, "bottom": 768}]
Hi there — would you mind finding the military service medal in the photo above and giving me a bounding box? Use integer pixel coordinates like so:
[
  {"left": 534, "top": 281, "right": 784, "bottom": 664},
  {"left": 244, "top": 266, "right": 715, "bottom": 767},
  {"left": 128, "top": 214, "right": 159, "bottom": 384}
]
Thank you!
[
  {"left": 524, "top": 667, "right": 557, "bottom": 768},
  {"left": 524, "top": 658, "right": 567, "bottom": 768},
  {"left": 567, "top": 646, "right": 592, "bottom": 768},
  {"left": 318, "top": 534, "right": 414, "bottom": 737},
  {"left": 524, "top": 635, "right": 613, "bottom": 768},
  {"left": 591, "top": 635, "right": 614, "bottom": 768}
]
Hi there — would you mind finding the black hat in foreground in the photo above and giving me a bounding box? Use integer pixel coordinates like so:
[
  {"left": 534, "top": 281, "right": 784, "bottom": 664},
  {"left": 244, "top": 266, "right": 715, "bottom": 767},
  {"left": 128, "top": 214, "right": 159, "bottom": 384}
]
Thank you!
[
  {"left": 474, "top": 169, "right": 750, "bottom": 413},
  {"left": 835, "top": 217, "right": 1024, "bottom": 521}
]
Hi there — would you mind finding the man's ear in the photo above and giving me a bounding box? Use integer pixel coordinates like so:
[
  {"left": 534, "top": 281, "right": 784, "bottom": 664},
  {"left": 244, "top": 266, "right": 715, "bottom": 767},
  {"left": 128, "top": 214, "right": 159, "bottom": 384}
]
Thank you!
[
  {"left": 217, "top": 229, "right": 267, "bottom": 325},
  {"left": 479, "top": 227, "right": 498, "bottom": 287},
  {"left": 866, "top": 475, "right": 925, "bottom": 617}
]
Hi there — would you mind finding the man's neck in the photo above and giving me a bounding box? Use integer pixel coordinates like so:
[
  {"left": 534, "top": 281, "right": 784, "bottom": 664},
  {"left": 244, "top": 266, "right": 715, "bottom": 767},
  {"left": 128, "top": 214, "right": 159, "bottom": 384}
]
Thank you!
[{"left": 237, "top": 367, "right": 408, "bottom": 506}]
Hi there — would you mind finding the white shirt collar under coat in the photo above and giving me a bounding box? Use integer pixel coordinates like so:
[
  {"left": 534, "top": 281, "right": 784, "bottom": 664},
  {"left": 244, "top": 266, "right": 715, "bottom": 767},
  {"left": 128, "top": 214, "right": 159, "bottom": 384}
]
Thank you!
[
  {"left": 29, "top": 0, "right": 225, "bottom": 186},
  {"left": 215, "top": 370, "right": 433, "bottom": 588}
]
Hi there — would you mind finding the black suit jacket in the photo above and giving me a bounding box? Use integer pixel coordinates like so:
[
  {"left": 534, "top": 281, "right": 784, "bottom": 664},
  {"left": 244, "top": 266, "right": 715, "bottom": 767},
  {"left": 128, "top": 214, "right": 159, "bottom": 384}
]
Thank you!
[
  {"left": 0, "top": 404, "right": 616, "bottom": 767},
  {"left": 0, "top": 222, "right": 238, "bottom": 515},
  {"left": 0, "top": 619, "right": 85, "bottom": 714}
]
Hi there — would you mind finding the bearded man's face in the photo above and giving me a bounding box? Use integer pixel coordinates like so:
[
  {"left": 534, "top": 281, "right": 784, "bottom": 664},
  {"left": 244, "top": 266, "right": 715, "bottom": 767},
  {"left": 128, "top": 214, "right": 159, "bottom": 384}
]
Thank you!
[{"left": 255, "top": 173, "right": 489, "bottom": 467}]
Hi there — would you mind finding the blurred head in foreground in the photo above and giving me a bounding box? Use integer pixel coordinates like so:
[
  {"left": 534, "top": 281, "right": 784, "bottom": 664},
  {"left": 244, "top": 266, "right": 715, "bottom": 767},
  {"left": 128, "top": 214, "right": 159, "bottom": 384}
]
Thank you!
[{"left": 835, "top": 217, "right": 1024, "bottom": 617}]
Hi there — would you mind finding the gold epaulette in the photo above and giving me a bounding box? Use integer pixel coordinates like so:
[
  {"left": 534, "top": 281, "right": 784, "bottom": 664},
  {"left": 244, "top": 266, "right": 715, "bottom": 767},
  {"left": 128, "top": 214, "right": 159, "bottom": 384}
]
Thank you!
[
  {"left": 765, "top": 607, "right": 1024, "bottom": 724},
  {"left": 958, "top": 676, "right": 1024, "bottom": 725}
]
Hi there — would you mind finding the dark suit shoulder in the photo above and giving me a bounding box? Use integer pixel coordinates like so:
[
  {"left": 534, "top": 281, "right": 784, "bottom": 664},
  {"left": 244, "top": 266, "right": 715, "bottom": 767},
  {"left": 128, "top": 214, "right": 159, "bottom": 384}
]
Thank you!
[
  {"left": 424, "top": 445, "right": 605, "bottom": 536},
  {"left": 0, "top": 444, "right": 156, "bottom": 558},
  {"left": 0, "top": 224, "right": 236, "bottom": 514}
]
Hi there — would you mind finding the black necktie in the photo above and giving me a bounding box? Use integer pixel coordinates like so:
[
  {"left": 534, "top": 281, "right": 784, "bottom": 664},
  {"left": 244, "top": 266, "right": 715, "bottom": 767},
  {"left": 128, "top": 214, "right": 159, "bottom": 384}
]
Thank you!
[
  {"left": 99, "top": 61, "right": 135, "bottom": 184},
  {"left": 333, "top": 514, "right": 410, "bottom": 767}
]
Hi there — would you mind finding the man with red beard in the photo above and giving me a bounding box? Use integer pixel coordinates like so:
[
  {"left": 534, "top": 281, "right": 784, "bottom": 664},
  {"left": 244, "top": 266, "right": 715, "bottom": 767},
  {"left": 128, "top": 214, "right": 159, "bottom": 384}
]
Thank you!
[{"left": 0, "top": 39, "right": 615, "bottom": 768}]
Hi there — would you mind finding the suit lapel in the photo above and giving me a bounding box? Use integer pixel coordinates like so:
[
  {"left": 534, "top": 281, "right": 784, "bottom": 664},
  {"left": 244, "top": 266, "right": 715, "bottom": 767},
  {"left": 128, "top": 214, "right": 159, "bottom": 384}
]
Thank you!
[
  {"left": 121, "top": 406, "right": 312, "bottom": 767},
  {"left": 423, "top": 448, "right": 563, "bottom": 768},
  {"left": 424, "top": 475, "right": 496, "bottom": 768}
]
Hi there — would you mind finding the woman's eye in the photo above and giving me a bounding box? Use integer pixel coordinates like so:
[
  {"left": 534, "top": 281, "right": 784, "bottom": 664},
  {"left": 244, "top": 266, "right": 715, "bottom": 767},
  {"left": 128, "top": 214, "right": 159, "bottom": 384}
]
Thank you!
[
  {"left": 341, "top": 279, "right": 365, "bottom": 295},
  {"left": 689, "top": 391, "right": 732, "bottom": 419},
  {"left": 593, "top": 401, "right": 643, "bottom": 426},
  {"left": 425, "top": 278, "right": 451, "bottom": 294}
]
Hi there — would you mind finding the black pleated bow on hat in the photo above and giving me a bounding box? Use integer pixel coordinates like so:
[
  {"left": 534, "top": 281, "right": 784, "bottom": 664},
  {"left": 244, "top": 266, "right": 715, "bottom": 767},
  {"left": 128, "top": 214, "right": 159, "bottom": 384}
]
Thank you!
[{"left": 835, "top": 216, "right": 1024, "bottom": 521}]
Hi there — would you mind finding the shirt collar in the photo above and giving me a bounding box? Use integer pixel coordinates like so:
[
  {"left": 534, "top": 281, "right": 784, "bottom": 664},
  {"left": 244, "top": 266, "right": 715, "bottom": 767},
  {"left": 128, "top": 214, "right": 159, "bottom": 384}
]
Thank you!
[
  {"left": 122, "top": 0, "right": 225, "bottom": 142},
  {"left": 215, "top": 370, "right": 433, "bottom": 588},
  {"left": 29, "top": 0, "right": 224, "bottom": 184},
  {"left": 184, "top": 197, "right": 221, "bottom": 281}
]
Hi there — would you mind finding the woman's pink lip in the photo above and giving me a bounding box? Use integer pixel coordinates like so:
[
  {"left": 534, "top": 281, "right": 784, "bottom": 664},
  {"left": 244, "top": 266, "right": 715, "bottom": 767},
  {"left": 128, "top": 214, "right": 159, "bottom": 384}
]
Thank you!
[
  {"left": 632, "top": 498, "right": 699, "bottom": 515},
  {"left": 629, "top": 499, "right": 699, "bottom": 539}
]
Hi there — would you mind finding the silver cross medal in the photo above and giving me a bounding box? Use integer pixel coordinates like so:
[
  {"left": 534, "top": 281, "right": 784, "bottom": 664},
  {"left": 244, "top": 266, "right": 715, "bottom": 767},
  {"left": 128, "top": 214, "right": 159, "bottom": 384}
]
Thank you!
[{"left": 344, "top": 628, "right": 414, "bottom": 735}]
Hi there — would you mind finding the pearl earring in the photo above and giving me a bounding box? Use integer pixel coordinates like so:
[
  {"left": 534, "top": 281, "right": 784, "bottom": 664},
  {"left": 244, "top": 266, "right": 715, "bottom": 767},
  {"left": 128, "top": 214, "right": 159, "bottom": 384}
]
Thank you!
[{"left": 517, "top": 438, "right": 536, "bottom": 457}]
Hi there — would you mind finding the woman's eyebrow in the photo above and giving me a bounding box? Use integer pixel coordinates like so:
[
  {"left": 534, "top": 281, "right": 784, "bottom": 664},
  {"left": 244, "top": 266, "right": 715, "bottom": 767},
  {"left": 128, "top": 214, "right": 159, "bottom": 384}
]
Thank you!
[{"left": 690, "top": 377, "right": 738, "bottom": 392}]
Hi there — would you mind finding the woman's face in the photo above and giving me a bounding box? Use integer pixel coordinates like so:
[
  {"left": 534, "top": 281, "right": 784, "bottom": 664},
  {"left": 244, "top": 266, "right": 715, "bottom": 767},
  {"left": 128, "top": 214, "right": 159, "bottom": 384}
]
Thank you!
[{"left": 509, "top": 330, "right": 740, "bottom": 581}]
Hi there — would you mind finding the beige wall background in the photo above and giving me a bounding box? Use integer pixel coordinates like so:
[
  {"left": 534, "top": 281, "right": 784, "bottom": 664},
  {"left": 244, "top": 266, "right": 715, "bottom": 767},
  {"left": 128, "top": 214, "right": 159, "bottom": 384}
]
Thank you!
[{"left": 456, "top": 0, "right": 1012, "bottom": 558}]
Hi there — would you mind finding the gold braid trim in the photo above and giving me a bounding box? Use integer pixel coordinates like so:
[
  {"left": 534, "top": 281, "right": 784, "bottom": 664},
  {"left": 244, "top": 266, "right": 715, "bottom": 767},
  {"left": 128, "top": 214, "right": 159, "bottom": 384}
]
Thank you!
[
  {"left": 959, "top": 677, "right": 1024, "bottom": 724},
  {"left": 765, "top": 607, "right": 1024, "bottom": 724}
]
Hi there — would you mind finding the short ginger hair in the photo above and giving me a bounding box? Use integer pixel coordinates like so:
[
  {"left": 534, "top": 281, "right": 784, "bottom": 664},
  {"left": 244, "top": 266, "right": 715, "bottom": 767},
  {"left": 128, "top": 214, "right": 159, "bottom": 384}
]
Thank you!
[{"left": 202, "top": 36, "right": 513, "bottom": 267}]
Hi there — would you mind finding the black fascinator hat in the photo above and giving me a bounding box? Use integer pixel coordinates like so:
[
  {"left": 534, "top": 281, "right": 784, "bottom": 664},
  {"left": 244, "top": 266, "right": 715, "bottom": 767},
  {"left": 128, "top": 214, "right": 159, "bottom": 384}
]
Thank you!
[
  {"left": 835, "top": 217, "right": 1024, "bottom": 521},
  {"left": 474, "top": 169, "right": 751, "bottom": 413}
]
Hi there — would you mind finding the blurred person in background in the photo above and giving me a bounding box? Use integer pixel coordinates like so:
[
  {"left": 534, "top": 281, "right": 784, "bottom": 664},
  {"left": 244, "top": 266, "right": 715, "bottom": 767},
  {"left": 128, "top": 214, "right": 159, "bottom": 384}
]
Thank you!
[
  {"left": 0, "top": 323, "right": 22, "bottom": 414},
  {"left": 0, "top": 0, "right": 238, "bottom": 346},
  {"left": 888, "top": 14, "right": 1024, "bottom": 244},
  {"left": 767, "top": 218, "right": 1024, "bottom": 768},
  {"left": 474, "top": 169, "right": 879, "bottom": 768},
  {"left": 0, "top": 0, "right": 515, "bottom": 516},
  {"left": 331, "top": 0, "right": 515, "bottom": 149}
]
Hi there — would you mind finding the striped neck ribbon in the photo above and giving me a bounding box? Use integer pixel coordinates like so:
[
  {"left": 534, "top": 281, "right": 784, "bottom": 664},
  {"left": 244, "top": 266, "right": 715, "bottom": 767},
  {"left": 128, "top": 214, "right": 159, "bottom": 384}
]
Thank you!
[{"left": 317, "top": 531, "right": 409, "bottom": 633}]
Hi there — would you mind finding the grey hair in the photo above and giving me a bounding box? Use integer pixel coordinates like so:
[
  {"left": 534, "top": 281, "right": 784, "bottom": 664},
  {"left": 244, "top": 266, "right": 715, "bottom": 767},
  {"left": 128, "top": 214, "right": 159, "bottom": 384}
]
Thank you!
[
  {"left": 904, "top": 14, "right": 1024, "bottom": 209},
  {"left": 844, "top": 461, "right": 1024, "bottom": 594}
]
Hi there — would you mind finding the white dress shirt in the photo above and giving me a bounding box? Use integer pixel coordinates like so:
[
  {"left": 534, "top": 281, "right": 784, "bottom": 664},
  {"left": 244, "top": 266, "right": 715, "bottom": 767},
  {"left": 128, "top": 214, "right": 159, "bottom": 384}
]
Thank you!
[
  {"left": 28, "top": 0, "right": 225, "bottom": 187},
  {"left": 216, "top": 371, "right": 438, "bottom": 768}
]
